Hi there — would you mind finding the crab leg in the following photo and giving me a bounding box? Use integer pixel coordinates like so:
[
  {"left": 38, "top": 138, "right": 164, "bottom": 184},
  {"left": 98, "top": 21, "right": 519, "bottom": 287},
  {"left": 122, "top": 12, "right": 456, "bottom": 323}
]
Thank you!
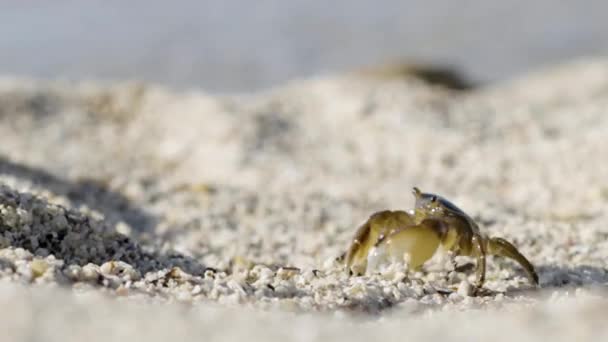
[
  {"left": 471, "top": 235, "right": 487, "bottom": 287},
  {"left": 344, "top": 220, "right": 373, "bottom": 275},
  {"left": 486, "top": 237, "right": 539, "bottom": 285}
]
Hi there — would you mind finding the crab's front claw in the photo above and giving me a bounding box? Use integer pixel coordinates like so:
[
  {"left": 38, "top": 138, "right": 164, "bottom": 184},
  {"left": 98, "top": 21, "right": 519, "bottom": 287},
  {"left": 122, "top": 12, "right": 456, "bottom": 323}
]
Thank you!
[
  {"left": 344, "top": 210, "right": 416, "bottom": 275},
  {"left": 366, "top": 218, "right": 446, "bottom": 273}
]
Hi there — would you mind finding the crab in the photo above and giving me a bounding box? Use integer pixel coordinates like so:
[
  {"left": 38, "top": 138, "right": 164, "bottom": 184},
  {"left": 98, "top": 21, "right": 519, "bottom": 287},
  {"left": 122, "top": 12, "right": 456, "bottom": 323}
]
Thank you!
[{"left": 344, "top": 187, "right": 539, "bottom": 288}]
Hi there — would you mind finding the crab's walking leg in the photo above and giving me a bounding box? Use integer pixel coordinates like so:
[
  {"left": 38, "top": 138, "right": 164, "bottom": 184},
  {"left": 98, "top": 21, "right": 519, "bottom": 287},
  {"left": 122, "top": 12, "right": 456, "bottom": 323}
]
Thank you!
[
  {"left": 472, "top": 235, "right": 487, "bottom": 288},
  {"left": 372, "top": 219, "right": 445, "bottom": 271},
  {"left": 344, "top": 220, "right": 373, "bottom": 275},
  {"left": 486, "top": 237, "right": 539, "bottom": 285}
]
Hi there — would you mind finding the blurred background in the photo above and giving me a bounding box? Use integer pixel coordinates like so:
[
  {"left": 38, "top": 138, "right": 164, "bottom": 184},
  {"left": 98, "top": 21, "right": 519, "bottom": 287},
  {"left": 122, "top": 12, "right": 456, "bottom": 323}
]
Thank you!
[{"left": 1, "top": 0, "right": 607, "bottom": 93}]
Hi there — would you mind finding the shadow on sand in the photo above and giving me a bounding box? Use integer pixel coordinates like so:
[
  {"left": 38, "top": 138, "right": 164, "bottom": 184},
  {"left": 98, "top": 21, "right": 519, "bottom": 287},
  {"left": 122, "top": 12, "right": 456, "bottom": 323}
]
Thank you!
[
  {"left": 0, "top": 156, "right": 210, "bottom": 277},
  {"left": 0, "top": 156, "right": 155, "bottom": 233}
]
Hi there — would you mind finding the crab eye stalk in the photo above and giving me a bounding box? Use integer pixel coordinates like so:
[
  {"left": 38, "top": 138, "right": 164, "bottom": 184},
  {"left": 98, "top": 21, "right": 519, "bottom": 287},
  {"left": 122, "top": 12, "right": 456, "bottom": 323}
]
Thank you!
[
  {"left": 430, "top": 195, "right": 437, "bottom": 202},
  {"left": 412, "top": 187, "right": 422, "bottom": 198}
]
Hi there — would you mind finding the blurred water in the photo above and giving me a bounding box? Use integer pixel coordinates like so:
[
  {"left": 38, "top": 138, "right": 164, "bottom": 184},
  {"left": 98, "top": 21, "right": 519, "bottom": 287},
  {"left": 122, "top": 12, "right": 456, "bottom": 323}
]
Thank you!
[{"left": 1, "top": 0, "right": 607, "bottom": 92}]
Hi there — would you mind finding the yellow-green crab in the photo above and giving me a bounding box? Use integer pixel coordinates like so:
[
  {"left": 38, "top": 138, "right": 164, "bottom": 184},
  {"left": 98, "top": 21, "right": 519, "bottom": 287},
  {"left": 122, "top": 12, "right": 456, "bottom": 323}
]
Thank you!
[{"left": 344, "top": 188, "right": 539, "bottom": 288}]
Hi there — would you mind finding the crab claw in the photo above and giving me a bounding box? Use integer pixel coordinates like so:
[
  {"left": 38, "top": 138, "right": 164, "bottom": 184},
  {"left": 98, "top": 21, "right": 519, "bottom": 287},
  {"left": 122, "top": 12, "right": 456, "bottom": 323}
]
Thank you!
[
  {"left": 369, "top": 219, "right": 446, "bottom": 272},
  {"left": 344, "top": 210, "right": 416, "bottom": 275}
]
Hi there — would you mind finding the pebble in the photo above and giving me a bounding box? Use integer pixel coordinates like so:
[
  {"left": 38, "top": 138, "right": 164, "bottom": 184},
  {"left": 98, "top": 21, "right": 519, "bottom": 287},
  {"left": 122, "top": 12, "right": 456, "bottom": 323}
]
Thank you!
[
  {"left": 457, "top": 281, "right": 474, "bottom": 297},
  {"left": 30, "top": 259, "right": 49, "bottom": 278}
]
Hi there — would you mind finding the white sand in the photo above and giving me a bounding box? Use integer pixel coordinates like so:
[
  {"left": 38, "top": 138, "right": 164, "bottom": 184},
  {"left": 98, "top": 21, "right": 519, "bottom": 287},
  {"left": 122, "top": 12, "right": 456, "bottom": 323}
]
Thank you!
[{"left": 0, "top": 58, "right": 607, "bottom": 340}]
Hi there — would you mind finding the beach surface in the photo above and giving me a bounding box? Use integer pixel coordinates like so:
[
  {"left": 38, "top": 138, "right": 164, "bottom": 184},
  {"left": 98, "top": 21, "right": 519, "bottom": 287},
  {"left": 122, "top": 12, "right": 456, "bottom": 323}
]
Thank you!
[{"left": 0, "top": 58, "right": 607, "bottom": 340}]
